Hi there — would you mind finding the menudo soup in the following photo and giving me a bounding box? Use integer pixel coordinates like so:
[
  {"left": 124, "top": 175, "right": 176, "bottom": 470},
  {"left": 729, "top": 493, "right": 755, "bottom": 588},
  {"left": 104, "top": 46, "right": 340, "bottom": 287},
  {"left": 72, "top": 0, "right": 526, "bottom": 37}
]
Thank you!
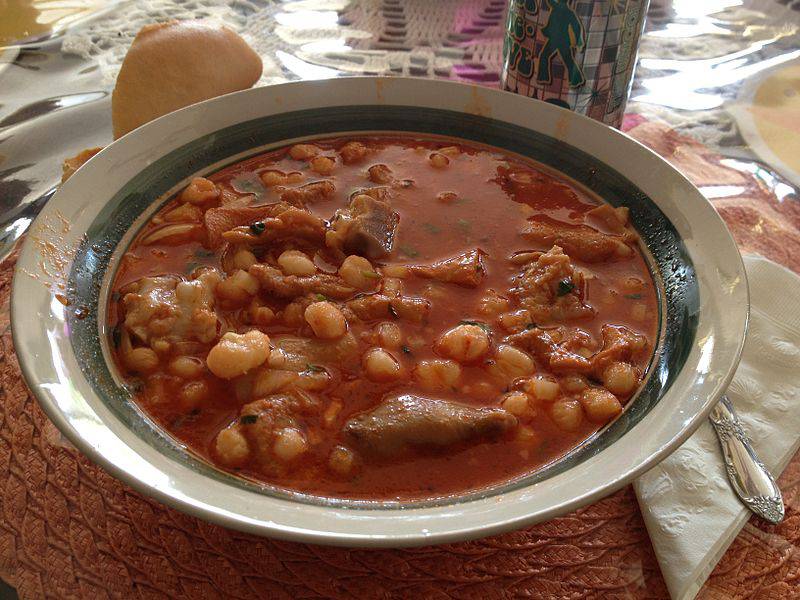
[{"left": 109, "top": 135, "right": 658, "bottom": 500}]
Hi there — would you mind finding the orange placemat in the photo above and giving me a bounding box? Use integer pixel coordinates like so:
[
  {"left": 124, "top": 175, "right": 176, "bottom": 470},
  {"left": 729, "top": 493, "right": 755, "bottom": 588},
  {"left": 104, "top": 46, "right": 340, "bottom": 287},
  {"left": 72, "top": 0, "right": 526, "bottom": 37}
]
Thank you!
[{"left": 0, "top": 118, "right": 798, "bottom": 599}]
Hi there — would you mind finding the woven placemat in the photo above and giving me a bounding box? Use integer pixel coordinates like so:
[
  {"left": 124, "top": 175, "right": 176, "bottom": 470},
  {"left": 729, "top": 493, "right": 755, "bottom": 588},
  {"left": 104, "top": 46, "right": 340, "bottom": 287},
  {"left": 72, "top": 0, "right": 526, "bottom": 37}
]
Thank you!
[{"left": 0, "top": 119, "right": 798, "bottom": 599}]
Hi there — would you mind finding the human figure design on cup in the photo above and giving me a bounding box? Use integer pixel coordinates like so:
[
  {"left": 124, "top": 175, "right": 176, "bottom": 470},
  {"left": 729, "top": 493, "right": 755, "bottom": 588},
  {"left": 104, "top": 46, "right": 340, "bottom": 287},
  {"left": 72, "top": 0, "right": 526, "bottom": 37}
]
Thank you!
[{"left": 536, "top": 0, "right": 586, "bottom": 87}]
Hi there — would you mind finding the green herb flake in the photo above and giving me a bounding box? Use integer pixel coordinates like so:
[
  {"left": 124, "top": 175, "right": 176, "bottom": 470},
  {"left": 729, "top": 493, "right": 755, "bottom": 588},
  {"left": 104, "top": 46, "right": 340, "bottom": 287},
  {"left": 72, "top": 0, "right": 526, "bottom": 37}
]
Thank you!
[
  {"left": 361, "top": 270, "right": 381, "bottom": 279},
  {"left": 460, "top": 320, "right": 491, "bottom": 333},
  {"left": 305, "top": 363, "right": 325, "bottom": 373},
  {"left": 315, "top": 293, "right": 328, "bottom": 301},
  {"left": 624, "top": 293, "right": 643, "bottom": 300},
  {"left": 402, "top": 345, "right": 412, "bottom": 354},
  {"left": 399, "top": 245, "right": 419, "bottom": 258},
  {"left": 240, "top": 415, "right": 258, "bottom": 425},
  {"left": 456, "top": 218, "right": 471, "bottom": 232},
  {"left": 194, "top": 248, "right": 216, "bottom": 258},
  {"left": 557, "top": 279, "right": 575, "bottom": 296},
  {"left": 423, "top": 223, "right": 442, "bottom": 235},
  {"left": 249, "top": 221, "right": 266, "bottom": 235},
  {"left": 525, "top": 323, "right": 536, "bottom": 331}
]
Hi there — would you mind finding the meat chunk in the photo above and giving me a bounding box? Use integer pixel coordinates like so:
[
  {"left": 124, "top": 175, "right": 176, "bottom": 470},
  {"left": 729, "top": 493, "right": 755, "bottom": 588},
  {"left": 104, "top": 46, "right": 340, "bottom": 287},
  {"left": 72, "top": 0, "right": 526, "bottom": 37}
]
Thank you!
[
  {"left": 122, "top": 270, "right": 220, "bottom": 346},
  {"left": 344, "top": 394, "right": 517, "bottom": 457},
  {"left": 223, "top": 394, "right": 316, "bottom": 472},
  {"left": 339, "top": 141, "right": 368, "bottom": 164},
  {"left": 279, "top": 180, "right": 335, "bottom": 207},
  {"left": 522, "top": 218, "right": 632, "bottom": 262},
  {"left": 410, "top": 249, "right": 486, "bottom": 288},
  {"left": 269, "top": 334, "right": 360, "bottom": 370},
  {"left": 585, "top": 204, "right": 631, "bottom": 234},
  {"left": 347, "top": 293, "right": 430, "bottom": 323},
  {"left": 506, "top": 326, "right": 594, "bottom": 375},
  {"left": 249, "top": 264, "right": 355, "bottom": 300},
  {"left": 510, "top": 245, "right": 593, "bottom": 324},
  {"left": 591, "top": 325, "right": 647, "bottom": 375},
  {"left": 328, "top": 193, "right": 398, "bottom": 259},
  {"left": 204, "top": 202, "right": 325, "bottom": 248},
  {"left": 204, "top": 204, "right": 274, "bottom": 248}
]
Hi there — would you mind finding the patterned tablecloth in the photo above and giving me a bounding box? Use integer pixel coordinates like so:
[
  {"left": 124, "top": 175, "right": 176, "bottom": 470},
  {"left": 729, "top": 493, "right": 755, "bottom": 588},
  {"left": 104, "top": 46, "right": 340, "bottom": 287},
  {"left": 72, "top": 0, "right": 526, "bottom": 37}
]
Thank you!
[{"left": 1, "top": 1, "right": 800, "bottom": 598}]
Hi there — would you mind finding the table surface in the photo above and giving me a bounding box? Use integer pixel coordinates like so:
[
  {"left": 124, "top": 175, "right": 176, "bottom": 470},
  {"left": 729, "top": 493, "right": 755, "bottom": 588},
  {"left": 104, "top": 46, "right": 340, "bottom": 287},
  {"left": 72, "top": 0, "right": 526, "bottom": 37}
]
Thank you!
[{"left": 1, "top": 1, "right": 800, "bottom": 598}]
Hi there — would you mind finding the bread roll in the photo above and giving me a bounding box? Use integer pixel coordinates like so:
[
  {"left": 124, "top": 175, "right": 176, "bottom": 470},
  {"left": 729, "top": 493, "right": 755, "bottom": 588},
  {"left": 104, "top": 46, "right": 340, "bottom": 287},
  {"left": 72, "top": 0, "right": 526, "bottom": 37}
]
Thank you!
[{"left": 111, "top": 21, "right": 262, "bottom": 139}]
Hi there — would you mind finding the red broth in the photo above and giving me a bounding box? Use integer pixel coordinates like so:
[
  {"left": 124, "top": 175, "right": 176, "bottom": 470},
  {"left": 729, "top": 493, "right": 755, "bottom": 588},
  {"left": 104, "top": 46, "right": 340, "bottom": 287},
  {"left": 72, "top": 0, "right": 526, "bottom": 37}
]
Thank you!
[{"left": 109, "top": 136, "right": 658, "bottom": 500}]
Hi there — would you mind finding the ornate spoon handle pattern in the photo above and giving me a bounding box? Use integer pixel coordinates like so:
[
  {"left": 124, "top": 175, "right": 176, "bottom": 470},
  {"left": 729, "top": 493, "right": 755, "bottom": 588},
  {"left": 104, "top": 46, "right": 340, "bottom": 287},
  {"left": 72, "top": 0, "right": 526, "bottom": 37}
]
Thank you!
[{"left": 709, "top": 395, "right": 784, "bottom": 524}]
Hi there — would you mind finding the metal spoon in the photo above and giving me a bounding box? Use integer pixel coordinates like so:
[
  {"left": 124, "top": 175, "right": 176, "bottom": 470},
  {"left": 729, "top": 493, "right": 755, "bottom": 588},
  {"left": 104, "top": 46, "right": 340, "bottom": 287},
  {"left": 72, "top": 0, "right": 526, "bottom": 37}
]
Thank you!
[{"left": 709, "top": 395, "right": 784, "bottom": 524}]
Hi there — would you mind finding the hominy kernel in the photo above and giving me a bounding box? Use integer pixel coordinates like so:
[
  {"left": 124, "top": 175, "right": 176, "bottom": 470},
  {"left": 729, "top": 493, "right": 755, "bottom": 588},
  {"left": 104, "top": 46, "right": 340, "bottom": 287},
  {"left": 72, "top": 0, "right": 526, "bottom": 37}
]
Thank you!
[
  {"left": 289, "top": 144, "right": 319, "bottom": 160},
  {"left": 437, "top": 191, "right": 459, "bottom": 204},
  {"left": 216, "top": 269, "right": 259, "bottom": 305},
  {"left": 525, "top": 376, "right": 560, "bottom": 401},
  {"left": 150, "top": 339, "right": 170, "bottom": 355},
  {"left": 339, "top": 141, "right": 368, "bottom": 164},
  {"left": 515, "top": 426, "right": 537, "bottom": 443},
  {"left": 232, "top": 248, "right": 257, "bottom": 271},
  {"left": 179, "top": 380, "right": 209, "bottom": 410},
  {"left": 429, "top": 152, "right": 449, "bottom": 168},
  {"left": 502, "top": 391, "right": 532, "bottom": 416},
  {"left": 206, "top": 330, "right": 271, "bottom": 379},
  {"left": 273, "top": 428, "right": 307, "bottom": 461},
  {"left": 179, "top": 177, "right": 219, "bottom": 204},
  {"left": 375, "top": 322, "right": 402, "bottom": 349},
  {"left": 477, "top": 291, "right": 510, "bottom": 316},
  {"left": 498, "top": 309, "right": 533, "bottom": 332},
  {"left": 286, "top": 171, "right": 305, "bottom": 184},
  {"left": 282, "top": 302, "right": 305, "bottom": 327},
  {"left": 277, "top": 250, "right": 317, "bottom": 276},
  {"left": 560, "top": 374, "right": 589, "bottom": 394},
  {"left": 305, "top": 301, "right": 347, "bottom": 339},
  {"left": 436, "top": 324, "right": 490, "bottom": 363},
  {"left": 363, "top": 348, "right": 403, "bottom": 382},
  {"left": 339, "top": 255, "right": 377, "bottom": 289},
  {"left": 310, "top": 155, "right": 336, "bottom": 175},
  {"left": 168, "top": 356, "right": 204, "bottom": 378},
  {"left": 368, "top": 164, "right": 393, "bottom": 184},
  {"left": 414, "top": 359, "right": 461, "bottom": 390},
  {"left": 550, "top": 399, "right": 583, "bottom": 431},
  {"left": 250, "top": 303, "right": 275, "bottom": 326},
  {"left": 125, "top": 347, "right": 159, "bottom": 373},
  {"left": 215, "top": 427, "right": 250, "bottom": 466},
  {"left": 493, "top": 345, "right": 535, "bottom": 379},
  {"left": 260, "top": 170, "right": 287, "bottom": 187},
  {"left": 329, "top": 445, "right": 356, "bottom": 475},
  {"left": 602, "top": 362, "right": 637, "bottom": 395},
  {"left": 581, "top": 388, "right": 623, "bottom": 423}
]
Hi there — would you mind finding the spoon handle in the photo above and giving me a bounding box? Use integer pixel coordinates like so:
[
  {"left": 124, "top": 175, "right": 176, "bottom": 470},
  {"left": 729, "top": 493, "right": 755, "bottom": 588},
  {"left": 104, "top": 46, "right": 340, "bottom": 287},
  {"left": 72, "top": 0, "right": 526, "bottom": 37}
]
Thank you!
[{"left": 709, "top": 395, "right": 784, "bottom": 524}]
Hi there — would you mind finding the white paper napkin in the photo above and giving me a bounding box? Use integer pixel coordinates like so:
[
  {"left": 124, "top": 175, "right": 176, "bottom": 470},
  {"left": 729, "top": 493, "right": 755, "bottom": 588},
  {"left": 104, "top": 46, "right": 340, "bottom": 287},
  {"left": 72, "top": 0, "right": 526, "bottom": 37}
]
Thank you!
[{"left": 634, "top": 255, "right": 800, "bottom": 600}]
